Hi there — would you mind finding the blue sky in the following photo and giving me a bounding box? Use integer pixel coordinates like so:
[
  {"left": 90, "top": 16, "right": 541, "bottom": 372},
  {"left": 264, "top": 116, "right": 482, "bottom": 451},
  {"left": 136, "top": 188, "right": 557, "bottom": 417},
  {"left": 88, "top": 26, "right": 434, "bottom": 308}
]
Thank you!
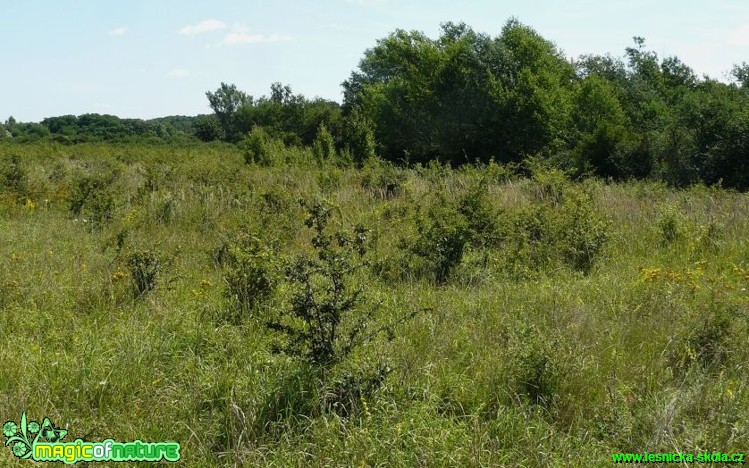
[{"left": 2, "top": 0, "right": 748, "bottom": 122}]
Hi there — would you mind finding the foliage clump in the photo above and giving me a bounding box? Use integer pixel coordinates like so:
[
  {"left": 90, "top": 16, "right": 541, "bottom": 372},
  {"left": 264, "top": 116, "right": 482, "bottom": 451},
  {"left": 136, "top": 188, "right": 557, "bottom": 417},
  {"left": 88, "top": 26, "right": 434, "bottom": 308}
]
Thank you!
[
  {"left": 258, "top": 199, "right": 420, "bottom": 416},
  {"left": 243, "top": 126, "right": 275, "bottom": 166},
  {"left": 128, "top": 249, "right": 160, "bottom": 298},
  {"left": 223, "top": 235, "right": 279, "bottom": 319},
  {"left": 506, "top": 170, "right": 609, "bottom": 277},
  {"left": 312, "top": 124, "right": 336, "bottom": 166},
  {"left": 668, "top": 300, "right": 738, "bottom": 377},
  {"left": 267, "top": 199, "right": 373, "bottom": 368},
  {"left": 360, "top": 158, "right": 406, "bottom": 199},
  {"left": 0, "top": 154, "right": 30, "bottom": 201},
  {"left": 68, "top": 168, "right": 119, "bottom": 229},
  {"left": 657, "top": 204, "right": 686, "bottom": 245},
  {"left": 405, "top": 197, "right": 471, "bottom": 284}
]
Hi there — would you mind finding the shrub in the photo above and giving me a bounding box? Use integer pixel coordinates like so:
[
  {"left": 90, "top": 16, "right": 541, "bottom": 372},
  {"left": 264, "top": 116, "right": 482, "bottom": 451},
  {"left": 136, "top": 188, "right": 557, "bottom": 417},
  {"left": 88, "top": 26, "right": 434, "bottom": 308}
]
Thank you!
[
  {"left": 405, "top": 197, "right": 470, "bottom": 284},
  {"left": 557, "top": 189, "right": 610, "bottom": 274},
  {"left": 527, "top": 164, "right": 569, "bottom": 205},
  {"left": 323, "top": 363, "right": 391, "bottom": 417},
  {"left": 263, "top": 200, "right": 418, "bottom": 418},
  {"left": 669, "top": 301, "right": 737, "bottom": 376},
  {"left": 0, "top": 154, "right": 30, "bottom": 200},
  {"left": 344, "top": 107, "right": 376, "bottom": 166},
  {"left": 361, "top": 158, "right": 406, "bottom": 199},
  {"left": 128, "top": 250, "right": 160, "bottom": 297},
  {"left": 508, "top": 322, "right": 560, "bottom": 409},
  {"left": 244, "top": 126, "right": 275, "bottom": 166},
  {"left": 267, "top": 199, "right": 373, "bottom": 368},
  {"left": 657, "top": 205, "right": 686, "bottom": 245},
  {"left": 504, "top": 179, "right": 609, "bottom": 277},
  {"left": 317, "top": 168, "right": 342, "bottom": 193},
  {"left": 312, "top": 124, "right": 336, "bottom": 166},
  {"left": 457, "top": 180, "right": 503, "bottom": 249},
  {"left": 504, "top": 204, "right": 558, "bottom": 278},
  {"left": 223, "top": 235, "right": 279, "bottom": 318},
  {"left": 68, "top": 169, "right": 118, "bottom": 228}
]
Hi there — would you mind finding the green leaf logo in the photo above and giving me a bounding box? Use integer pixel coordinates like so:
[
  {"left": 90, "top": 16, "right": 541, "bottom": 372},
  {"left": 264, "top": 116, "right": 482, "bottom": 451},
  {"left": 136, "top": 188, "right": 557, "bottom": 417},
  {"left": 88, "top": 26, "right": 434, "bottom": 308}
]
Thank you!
[{"left": 3, "top": 413, "right": 66, "bottom": 459}]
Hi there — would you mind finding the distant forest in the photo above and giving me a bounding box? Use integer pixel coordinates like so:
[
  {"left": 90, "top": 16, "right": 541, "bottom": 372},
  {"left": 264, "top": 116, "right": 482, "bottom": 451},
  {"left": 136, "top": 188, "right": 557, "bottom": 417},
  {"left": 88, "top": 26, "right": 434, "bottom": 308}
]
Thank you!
[{"left": 3, "top": 19, "right": 749, "bottom": 188}]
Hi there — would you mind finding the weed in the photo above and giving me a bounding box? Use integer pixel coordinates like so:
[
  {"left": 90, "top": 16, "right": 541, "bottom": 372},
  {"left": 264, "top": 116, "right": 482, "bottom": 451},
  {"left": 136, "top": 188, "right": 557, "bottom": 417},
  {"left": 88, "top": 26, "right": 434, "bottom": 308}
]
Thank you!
[
  {"left": 223, "top": 235, "right": 279, "bottom": 318},
  {"left": 267, "top": 199, "right": 373, "bottom": 368},
  {"left": 657, "top": 205, "right": 686, "bottom": 245},
  {"left": 128, "top": 249, "right": 160, "bottom": 297}
]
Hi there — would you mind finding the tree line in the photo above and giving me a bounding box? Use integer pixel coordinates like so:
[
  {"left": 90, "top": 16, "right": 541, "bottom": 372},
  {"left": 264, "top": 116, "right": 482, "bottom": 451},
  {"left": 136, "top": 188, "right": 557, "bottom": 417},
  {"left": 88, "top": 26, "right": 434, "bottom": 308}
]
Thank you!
[
  {"left": 335, "top": 20, "right": 749, "bottom": 188},
  {"left": 3, "top": 19, "right": 748, "bottom": 188}
]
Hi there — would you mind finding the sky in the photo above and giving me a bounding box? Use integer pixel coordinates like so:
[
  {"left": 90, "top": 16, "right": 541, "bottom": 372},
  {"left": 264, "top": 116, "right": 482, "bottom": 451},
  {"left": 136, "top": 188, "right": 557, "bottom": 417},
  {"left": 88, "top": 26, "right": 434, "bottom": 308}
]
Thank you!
[{"left": 1, "top": 0, "right": 748, "bottom": 123}]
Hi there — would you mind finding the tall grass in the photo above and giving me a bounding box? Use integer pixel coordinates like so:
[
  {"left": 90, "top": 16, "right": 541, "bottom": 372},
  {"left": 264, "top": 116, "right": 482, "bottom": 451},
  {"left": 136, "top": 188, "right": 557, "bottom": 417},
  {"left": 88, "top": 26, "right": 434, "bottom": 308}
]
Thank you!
[{"left": 0, "top": 142, "right": 748, "bottom": 466}]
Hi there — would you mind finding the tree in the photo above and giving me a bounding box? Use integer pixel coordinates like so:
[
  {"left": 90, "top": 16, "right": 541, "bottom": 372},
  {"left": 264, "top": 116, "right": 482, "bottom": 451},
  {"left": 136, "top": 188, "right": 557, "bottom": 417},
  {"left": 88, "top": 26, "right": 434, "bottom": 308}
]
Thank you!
[
  {"left": 343, "top": 107, "right": 377, "bottom": 165},
  {"left": 732, "top": 62, "right": 749, "bottom": 89},
  {"left": 342, "top": 20, "right": 575, "bottom": 165},
  {"left": 206, "top": 82, "right": 252, "bottom": 142},
  {"left": 193, "top": 116, "right": 222, "bottom": 142},
  {"left": 571, "top": 75, "right": 629, "bottom": 178}
]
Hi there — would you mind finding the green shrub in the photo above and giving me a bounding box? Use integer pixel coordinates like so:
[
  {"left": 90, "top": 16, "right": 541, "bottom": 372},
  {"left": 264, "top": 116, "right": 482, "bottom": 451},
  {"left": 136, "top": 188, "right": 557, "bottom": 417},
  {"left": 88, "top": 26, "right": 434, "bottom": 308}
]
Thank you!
[
  {"left": 405, "top": 197, "right": 470, "bottom": 284},
  {"left": 244, "top": 126, "right": 275, "bottom": 166},
  {"left": 464, "top": 158, "right": 518, "bottom": 185},
  {"left": 0, "top": 154, "right": 30, "bottom": 200},
  {"left": 504, "top": 204, "right": 558, "bottom": 278},
  {"left": 527, "top": 164, "right": 569, "bottom": 205},
  {"left": 344, "top": 107, "right": 376, "bottom": 166},
  {"left": 68, "top": 169, "right": 118, "bottom": 227},
  {"left": 657, "top": 205, "right": 686, "bottom": 245},
  {"left": 457, "top": 180, "right": 503, "bottom": 249},
  {"left": 263, "top": 200, "right": 417, "bottom": 419},
  {"left": 504, "top": 181, "right": 609, "bottom": 277},
  {"left": 669, "top": 301, "right": 737, "bottom": 376},
  {"left": 557, "top": 189, "right": 610, "bottom": 274},
  {"left": 223, "top": 235, "right": 279, "bottom": 318},
  {"left": 128, "top": 249, "right": 160, "bottom": 297},
  {"left": 323, "top": 363, "right": 391, "bottom": 417},
  {"left": 312, "top": 124, "right": 336, "bottom": 166},
  {"left": 267, "top": 199, "right": 373, "bottom": 368},
  {"left": 361, "top": 158, "right": 406, "bottom": 199},
  {"left": 317, "top": 168, "right": 342, "bottom": 193},
  {"left": 507, "top": 322, "right": 561, "bottom": 409}
]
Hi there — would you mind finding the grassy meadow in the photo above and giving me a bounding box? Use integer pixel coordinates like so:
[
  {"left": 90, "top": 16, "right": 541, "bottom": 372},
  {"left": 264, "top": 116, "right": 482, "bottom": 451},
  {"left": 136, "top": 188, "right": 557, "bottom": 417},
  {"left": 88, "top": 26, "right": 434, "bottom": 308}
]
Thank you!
[{"left": 1, "top": 142, "right": 748, "bottom": 466}]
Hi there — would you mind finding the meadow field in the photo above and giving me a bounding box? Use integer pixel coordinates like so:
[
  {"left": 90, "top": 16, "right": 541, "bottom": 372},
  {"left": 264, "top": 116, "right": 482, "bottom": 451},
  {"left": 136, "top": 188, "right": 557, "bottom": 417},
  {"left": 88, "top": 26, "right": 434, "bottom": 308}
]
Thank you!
[{"left": 1, "top": 142, "right": 748, "bottom": 466}]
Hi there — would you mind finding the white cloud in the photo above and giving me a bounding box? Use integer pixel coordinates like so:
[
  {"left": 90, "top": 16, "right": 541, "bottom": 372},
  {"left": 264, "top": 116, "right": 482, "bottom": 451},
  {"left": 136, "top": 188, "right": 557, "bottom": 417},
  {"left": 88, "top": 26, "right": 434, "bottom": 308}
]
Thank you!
[
  {"left": 178, "top": 19, "right": 227, "bottom": 36},
  {"left": 167, "top": 68, "right": 190, "bottom": 78},
  {"left": 217, "top": 32, "right": 293, "bottom": 46},
  {"left": 109, "top": 27, "right": 128, "bottom": 36},
  {"left": 232, "top": 23, "right": 251, "bottom": 33}
]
